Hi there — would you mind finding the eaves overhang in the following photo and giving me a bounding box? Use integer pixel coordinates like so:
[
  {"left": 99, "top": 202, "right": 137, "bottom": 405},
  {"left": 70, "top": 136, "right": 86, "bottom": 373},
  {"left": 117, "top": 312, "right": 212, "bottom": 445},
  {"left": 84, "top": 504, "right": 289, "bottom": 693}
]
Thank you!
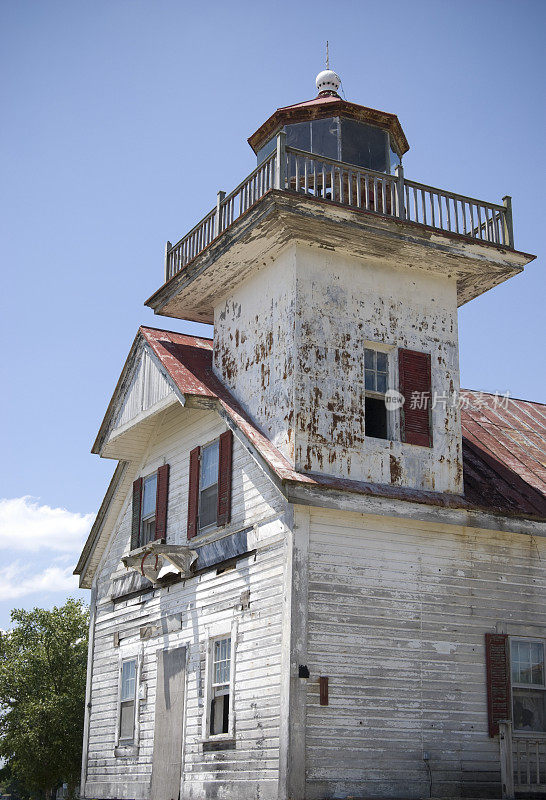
[{"left": 146, "top": 190, "right": 535, "bottom": 323}]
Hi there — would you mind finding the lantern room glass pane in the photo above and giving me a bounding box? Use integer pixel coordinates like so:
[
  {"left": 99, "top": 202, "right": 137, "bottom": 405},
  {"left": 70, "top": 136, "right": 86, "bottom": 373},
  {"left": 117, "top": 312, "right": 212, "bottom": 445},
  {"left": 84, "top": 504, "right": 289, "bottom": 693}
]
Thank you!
[
  {"left": 286, "top": 121, "right": 311, "bottom": 152},
  {"left": 256, "top": 136, "right": 277, "bottom": 165},
  {"left": 389, "top": 140, "right": 401, "bottom": 173},
  {"left": 311, "top": 117, "right": 339, "bottom": 160},
  {"left": 341, "top": 118, "right": 388, "bottom": 172}
]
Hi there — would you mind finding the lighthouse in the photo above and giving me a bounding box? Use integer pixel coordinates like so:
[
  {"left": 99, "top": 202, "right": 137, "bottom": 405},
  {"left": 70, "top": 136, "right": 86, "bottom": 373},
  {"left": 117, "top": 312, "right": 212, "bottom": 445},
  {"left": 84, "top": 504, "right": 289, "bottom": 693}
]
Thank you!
[{"left": 76, "top": 68, "right": 544, "bottom": 800}]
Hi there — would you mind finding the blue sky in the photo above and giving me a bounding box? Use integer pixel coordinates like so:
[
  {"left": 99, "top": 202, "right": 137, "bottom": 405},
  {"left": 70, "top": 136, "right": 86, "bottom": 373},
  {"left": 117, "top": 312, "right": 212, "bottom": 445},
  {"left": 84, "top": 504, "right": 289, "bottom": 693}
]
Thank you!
[{"left": 0, "top": 0, "right": 544, "bottom": 629}]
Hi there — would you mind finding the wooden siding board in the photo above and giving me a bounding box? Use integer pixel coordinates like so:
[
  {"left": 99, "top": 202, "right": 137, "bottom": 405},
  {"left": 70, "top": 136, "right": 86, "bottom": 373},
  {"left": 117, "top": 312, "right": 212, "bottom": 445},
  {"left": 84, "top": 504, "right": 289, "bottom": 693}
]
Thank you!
[{"left": 304, "top": 507, "right": 545, "bottom": 798}]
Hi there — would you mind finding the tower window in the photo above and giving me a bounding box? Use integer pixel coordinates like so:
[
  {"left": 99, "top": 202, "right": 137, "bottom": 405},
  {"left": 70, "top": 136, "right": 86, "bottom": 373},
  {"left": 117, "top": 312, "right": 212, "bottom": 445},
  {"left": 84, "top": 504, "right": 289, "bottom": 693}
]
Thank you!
[{"left": 364, "top": 347, "right": 389, "bottom": 440}]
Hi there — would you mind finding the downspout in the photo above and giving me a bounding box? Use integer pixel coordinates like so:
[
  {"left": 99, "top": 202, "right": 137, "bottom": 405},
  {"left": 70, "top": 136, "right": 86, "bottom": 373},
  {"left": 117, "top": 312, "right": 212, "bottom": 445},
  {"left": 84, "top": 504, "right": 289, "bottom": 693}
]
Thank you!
[{"left": 80, "top": 584, "right": 97, "bottom": 798}]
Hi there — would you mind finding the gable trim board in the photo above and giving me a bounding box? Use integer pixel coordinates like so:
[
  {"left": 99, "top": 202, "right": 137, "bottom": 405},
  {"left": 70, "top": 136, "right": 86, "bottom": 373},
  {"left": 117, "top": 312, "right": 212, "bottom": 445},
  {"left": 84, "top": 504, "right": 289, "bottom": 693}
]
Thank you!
[{"left": 75, "top": 326, "right": 546, "bottom": 589}]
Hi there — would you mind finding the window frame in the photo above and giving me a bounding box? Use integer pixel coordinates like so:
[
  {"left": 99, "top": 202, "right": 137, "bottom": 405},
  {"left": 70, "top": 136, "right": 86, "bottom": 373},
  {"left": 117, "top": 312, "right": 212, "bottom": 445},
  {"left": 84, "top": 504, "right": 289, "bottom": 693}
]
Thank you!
[
  {"left": 363, "top": 342, "right": 398, "bottom": 442},
  {"left": 198, "top": 437, "right": 220, "bottom": 533},
  {"left": 115, "top": 653, "right": 142, "bottom": 751},
  {"left": 510, "top": 636, "right": 546, "bottom": 736},
  {"left": 202, "top": 623, "right": 237, "bottom": 741}
]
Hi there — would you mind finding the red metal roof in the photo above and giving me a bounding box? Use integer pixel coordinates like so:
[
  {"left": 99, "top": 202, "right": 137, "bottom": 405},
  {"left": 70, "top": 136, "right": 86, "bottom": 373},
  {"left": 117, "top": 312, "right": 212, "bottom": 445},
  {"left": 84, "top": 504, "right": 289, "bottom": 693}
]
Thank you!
[
  {"left": 460, "top": 390, "right": 546, "bottom": 516},
  {"left": 141, "top": 327, "right": 546, "bottom": 520}
]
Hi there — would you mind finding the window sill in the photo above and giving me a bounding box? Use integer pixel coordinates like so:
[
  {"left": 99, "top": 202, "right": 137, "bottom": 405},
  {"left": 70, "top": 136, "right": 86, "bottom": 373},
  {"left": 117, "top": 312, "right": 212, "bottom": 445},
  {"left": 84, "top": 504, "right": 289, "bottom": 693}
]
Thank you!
[
  {"left": 114, "top": 744, "right": 139, "bottom": 758},
  {"left": 202, "top": 736, "right": 236, "bottom": 752}
]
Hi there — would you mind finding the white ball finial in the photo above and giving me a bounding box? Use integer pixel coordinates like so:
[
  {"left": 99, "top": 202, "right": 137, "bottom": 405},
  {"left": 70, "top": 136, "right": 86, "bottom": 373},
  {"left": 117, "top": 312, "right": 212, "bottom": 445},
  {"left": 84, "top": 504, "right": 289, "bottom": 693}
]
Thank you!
[{"left": 316, "top": 69, "right": 341, "bottom": 95}]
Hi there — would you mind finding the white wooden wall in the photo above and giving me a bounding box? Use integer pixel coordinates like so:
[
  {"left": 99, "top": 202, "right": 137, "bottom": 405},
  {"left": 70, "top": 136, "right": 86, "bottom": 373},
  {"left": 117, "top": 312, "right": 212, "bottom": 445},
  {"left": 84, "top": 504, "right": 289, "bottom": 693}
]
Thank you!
[
  {"left": 85, "top": 404, "right": 287, "bottom": 800},
  {"left": 302, "top": 507, "right": 546, "bottom": 799}
]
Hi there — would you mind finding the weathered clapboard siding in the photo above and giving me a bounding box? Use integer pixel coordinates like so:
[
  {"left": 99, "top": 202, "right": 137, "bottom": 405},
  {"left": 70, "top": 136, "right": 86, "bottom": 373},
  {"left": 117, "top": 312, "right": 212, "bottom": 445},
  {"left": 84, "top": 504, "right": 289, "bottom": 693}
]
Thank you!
[
  {"left": 111, "top": 346, "right": 172, "bottom": 435},
  {"left": 87, "top": 538, "right": 286, "bottom": 799},
  {"left": 303, "top": 507, "right": 546, "bottom": 800},
  {"left": 84, "top": 402, "right": 287, "bottom": 800}
]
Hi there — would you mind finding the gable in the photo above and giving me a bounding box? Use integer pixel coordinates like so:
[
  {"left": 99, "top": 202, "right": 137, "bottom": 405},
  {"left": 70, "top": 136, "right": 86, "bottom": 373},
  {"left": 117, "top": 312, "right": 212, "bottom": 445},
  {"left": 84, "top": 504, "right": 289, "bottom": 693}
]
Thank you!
[
  {"left": 112, "top": 346, "right": 172, "bottom": 434},
  {"left": 95, "top": 340, "right": 183, "bottom": 461}
]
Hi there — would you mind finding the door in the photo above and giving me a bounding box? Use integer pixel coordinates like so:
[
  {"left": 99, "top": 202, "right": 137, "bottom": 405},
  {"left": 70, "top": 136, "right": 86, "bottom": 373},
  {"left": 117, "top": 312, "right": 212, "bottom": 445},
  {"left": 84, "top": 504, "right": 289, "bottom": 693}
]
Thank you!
[{"left": 150, "top": 646, "right": 186, "bottom": 800}]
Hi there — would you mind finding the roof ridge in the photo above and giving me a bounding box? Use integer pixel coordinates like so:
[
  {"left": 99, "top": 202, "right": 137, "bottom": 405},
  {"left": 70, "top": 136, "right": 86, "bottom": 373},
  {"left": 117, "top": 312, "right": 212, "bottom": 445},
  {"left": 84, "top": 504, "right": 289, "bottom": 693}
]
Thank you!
[
  {"left": 139, "top": 324, "right": 213, "bottom": 342},
  {"left": 461, "top": 388, "right": 546, "bottom": 407}
]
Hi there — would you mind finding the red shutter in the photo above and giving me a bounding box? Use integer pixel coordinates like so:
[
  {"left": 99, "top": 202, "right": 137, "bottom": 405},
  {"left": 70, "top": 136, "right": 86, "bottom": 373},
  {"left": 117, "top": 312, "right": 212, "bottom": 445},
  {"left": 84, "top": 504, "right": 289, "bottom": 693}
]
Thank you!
[
  {"left": 187, "top": 447, "right": 200, "bottom": 539},
  {"left": 155, "top": 464, "right": 170, "bottom": 541},
  {"left": 131, "top": 478, "right": 143, "bottom": 550},
  {"left": 399, "top": 348, "right": 433, "bottom": 447},
  {"left": 217, "top": 430, "right": 233, "bottom": 527},
  {"left": 485, "top": 633, "right": 511, "bottom": 737}
]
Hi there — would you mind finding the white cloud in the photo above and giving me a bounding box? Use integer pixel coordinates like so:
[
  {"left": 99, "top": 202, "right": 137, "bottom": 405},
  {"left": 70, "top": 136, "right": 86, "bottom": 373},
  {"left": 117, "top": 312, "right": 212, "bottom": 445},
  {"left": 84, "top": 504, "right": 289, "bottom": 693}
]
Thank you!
[
  {"left": 0, "top": 561, "right": 80, "bottom": 601},
  {"left": 0, "top": 496, "right": 94, "bottom": 553}
]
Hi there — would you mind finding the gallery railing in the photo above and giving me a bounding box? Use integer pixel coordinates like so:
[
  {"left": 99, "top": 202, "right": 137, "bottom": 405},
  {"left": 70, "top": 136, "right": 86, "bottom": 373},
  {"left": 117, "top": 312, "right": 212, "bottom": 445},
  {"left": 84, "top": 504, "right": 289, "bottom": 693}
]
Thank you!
[{"left": 164, "top": 132, "right": 514, "bottom": 282}]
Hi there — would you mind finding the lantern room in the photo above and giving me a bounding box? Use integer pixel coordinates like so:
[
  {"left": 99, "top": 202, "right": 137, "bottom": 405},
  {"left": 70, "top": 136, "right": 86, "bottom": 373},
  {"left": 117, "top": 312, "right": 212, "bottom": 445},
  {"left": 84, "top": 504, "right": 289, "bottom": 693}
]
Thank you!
[{"left": 248, "top": 69, "right": 410, "bottom": 174}]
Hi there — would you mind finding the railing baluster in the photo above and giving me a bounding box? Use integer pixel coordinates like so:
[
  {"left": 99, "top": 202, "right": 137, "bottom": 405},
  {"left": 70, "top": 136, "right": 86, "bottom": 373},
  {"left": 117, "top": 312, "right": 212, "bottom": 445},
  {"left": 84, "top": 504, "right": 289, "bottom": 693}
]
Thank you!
[
  {"left": 476, "top": 205, "right": 483, "bottom": 239},
  {"left": 389, "top": 181, "right": 394, "bottom": 217},
  {"left": 365, "top": 175, "right": 370, "bottom": 210},
  {"left": 405, "top": 185, "right": 410, "bottom": 220},
  {"left": 356, "top": 171, "right": 361, "bottom": 208},
  {"left": 446, "top": 194, "right": 452, "bottom": 231},
  {"left": 421, "top": 188, "right": 427, "bottom": 225},
  {"left": 373, "top": 178, "right": 378, "bottom": 212},
  {"left": 347, "top": 170, "right": 353, "bottom": 206},
  {"left": 413, "top": 186, "right": 419, "bottom": 223},
  {"left": 339, "top": 167, "right": 343, "bottom": 202},
  {"left": 304, "top": 158, "right": 309, "bottom": 194}
]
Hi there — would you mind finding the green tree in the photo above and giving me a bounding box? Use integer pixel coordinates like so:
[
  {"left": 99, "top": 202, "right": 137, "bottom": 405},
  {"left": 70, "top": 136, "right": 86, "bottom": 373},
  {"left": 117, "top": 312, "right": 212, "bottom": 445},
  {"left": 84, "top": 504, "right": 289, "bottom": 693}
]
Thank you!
[{"left": 0, "top": 599, "right": 89, "bottom": 800}]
